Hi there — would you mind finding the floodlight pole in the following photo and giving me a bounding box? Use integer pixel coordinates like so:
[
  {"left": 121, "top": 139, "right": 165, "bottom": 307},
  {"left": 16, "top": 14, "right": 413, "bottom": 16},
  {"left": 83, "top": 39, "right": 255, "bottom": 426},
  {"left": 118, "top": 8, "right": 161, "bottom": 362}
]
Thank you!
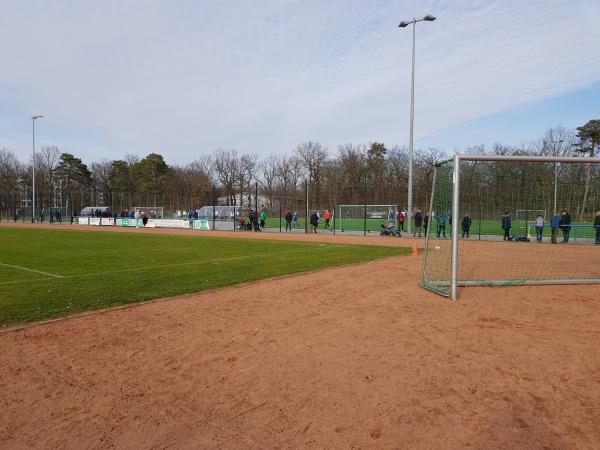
[
  {"left": 407, "top": 19, "right": 416, "bottom": 236},
  {"left": 398, "top": 15, "right": 436, "bottom": 235},
  {"left": 31, "top": 115, "right": 43, "bottom": 223}
]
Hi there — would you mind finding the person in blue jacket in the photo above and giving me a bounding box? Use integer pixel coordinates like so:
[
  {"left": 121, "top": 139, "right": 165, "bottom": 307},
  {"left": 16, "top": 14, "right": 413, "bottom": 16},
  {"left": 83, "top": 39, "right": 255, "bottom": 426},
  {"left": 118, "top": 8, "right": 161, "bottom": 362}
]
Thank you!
[
  {"left": 550, "top": 213, "right": 560, "bottom": 244},
  {"left": 436, "top": 212, "right": 447, "bottom": 238},
  {"left": 501, "top": 211, "right": 511, "bottom": 241}
]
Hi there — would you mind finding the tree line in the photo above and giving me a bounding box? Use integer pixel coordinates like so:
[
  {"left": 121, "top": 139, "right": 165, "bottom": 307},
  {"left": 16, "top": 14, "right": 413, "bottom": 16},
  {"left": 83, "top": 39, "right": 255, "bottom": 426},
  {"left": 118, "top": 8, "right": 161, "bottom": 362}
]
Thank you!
[{"left": 1, "top": 120, "right": 598, "bottom": 220}]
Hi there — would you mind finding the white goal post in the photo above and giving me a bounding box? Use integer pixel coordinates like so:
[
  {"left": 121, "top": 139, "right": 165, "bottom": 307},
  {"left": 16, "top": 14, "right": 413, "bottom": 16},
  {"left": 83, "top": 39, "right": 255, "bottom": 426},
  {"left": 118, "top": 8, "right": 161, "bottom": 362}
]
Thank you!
[
  {"left": 422, "top": 154, "right": 600, "bottom": 300},
  {"left": 515, "top": 209, "right": 546, "bottom": 221}
]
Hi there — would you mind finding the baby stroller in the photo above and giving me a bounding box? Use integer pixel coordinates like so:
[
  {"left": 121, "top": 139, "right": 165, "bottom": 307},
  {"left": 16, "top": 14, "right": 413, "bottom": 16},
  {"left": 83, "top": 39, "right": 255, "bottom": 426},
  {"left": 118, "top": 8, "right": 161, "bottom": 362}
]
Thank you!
[{"left": 380, "top": 222, "right": 396, "bottom": 236}]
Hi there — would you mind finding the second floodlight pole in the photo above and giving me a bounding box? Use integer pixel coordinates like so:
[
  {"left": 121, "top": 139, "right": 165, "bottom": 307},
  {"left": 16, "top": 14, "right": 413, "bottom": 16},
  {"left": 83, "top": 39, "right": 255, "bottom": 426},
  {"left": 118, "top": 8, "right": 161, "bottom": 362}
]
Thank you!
[{"left": 407, "top": 18, "right": 416, "bottom": 235}]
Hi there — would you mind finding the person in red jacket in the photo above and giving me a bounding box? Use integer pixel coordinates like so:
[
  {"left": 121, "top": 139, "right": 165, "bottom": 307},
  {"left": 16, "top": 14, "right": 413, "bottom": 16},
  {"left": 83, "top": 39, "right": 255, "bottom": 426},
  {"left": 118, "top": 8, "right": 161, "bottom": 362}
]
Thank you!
[
  {"left": 397, "top": 211, "right": 405, "bottom": 233},
  {"left": 324, "top": 209, "right": 332, "bottom": 230}
]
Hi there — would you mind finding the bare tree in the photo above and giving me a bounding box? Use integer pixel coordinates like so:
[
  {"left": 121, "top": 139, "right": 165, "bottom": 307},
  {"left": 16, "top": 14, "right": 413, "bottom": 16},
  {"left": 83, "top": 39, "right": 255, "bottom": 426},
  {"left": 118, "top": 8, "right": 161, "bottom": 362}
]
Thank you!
[
  {"left": 259, "top": 154, "right": 278, "bottom": 207},
  {"left": 295, "top": 141, "right": 328, "bottom": 205},
  {"left": 38, "top": 146, "right": 61, "bottom": 215},
  {"left": 213, "top": 149, "right": 238, "bottom": 205}
]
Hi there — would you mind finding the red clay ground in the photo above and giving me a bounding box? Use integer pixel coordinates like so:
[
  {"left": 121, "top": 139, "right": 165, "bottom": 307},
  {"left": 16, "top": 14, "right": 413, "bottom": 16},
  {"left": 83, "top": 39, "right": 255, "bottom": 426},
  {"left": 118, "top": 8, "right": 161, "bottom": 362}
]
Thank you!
[{"left": 1, "top": 223, "right": 600, "bottom": 448}]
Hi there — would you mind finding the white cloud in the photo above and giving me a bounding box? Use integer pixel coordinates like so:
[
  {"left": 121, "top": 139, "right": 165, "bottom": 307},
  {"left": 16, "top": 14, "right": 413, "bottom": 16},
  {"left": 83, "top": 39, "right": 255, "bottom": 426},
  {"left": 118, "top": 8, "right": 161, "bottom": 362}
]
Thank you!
[{"left": 1, "top": 0, "right": 599, "bottom": 163}]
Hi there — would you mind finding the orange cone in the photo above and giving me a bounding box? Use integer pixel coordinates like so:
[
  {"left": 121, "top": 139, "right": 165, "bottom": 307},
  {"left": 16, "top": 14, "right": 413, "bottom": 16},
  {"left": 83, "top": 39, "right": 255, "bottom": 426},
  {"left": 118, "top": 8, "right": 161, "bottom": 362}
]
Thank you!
[{"left": 412, "top": 242, "right": 419, "bottom": 256}]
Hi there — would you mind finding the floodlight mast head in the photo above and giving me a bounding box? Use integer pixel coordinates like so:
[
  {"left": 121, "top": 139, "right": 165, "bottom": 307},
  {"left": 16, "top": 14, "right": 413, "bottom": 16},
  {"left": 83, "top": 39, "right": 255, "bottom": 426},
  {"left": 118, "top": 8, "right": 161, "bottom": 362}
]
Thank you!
[
  {"left": 423, "top": 15, "right": 436, "bottom": 21},
  {"left": 32, "top": 115, "right": 44, "bottom": 119}
]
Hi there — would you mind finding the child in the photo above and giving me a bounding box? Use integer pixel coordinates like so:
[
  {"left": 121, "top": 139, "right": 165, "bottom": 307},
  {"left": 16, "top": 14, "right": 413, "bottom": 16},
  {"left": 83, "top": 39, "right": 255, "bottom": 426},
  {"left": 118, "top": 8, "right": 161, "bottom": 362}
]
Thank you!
[{"left": 535, "top": 214, "right": 544, "bottom": 243}]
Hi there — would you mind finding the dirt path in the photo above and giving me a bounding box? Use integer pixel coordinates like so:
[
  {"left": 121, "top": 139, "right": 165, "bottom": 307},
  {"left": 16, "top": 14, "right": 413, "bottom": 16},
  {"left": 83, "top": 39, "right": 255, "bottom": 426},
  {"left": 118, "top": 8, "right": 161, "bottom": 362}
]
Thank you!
[{"left": 1, "top": 241, "right": 599, "bottom": 448}]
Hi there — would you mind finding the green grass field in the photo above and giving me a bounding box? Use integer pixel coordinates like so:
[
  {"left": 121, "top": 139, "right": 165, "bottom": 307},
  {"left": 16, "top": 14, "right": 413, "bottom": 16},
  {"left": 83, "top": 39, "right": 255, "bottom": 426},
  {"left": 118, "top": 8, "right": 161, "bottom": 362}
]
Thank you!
[{"left": 0, "top": 228, "right": 408, "bottom": 325}]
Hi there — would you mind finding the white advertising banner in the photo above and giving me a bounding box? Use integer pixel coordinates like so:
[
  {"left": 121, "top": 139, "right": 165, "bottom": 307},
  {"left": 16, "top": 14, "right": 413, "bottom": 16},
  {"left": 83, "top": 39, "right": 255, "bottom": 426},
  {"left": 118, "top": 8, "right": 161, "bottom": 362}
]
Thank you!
[
  {"left": 155, "top": 219, "right": 189, "bottom": 229},
  {"left": 78, "top": 217, "right": 89, "bottom": 225},
  {"left": 100, "top": 217, "right": 114, "bottom": 226},
  {"left": 89, "top": 218, "right": 101, "bottom": 226},
  {"left": 144, "top": 219, "right": 157, "bottom": 228}
]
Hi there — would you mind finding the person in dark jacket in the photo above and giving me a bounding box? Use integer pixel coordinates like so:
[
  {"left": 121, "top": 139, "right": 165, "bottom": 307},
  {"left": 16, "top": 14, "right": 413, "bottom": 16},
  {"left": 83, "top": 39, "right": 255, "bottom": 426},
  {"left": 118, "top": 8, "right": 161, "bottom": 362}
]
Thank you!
[
  {"left": 413, "top": 210, "right": 423, "bottom": 237},
  {"left": 594, "top": 211, "right": 600, "bottom": 245},
  {"left": 559, "top": 210, "right": 571, "bottom": 243},
  {"left": 310, "top": 212, "right": 319, "bottom": 234},
  {"left": 550, "top": 213, "right": 560, "bottom": 244},
  {"left": 423, "top": 214, "right": 429, "bottom": 235},
  {"left": 501, "top": 211, "right": 511, "bottom": 241},
  {"left": 461, "top": 214, "right": 472, "bottom": 238},
  {"left": 250, "top": 210, "right": 260, "bottom": 232},
  {"left": 284, "top": 209, "right": 293, "bottom": 232}
]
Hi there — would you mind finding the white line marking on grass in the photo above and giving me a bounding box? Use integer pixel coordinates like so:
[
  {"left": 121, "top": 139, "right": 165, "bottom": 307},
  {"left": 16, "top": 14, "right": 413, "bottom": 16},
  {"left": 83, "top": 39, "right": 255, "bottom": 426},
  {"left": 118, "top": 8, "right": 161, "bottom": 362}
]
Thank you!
[
  {"left": 0, "top": 245, "right": 348, "bottom": 285},
  {"left": 0, "top": 262, "right": 63, "bottom": 278}
]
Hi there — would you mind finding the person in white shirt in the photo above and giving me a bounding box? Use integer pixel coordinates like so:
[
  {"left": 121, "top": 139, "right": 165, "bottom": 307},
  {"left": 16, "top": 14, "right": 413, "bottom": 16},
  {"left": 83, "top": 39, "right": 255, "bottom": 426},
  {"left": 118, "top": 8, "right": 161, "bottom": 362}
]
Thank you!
[{"left": 535, "top": 215, "right": 544, "bottom": 243}]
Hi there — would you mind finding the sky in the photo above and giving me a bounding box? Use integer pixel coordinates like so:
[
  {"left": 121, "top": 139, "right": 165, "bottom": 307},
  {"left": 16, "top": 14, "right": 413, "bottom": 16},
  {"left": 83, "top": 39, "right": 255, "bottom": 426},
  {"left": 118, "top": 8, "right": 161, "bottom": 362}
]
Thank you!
[{"left": 1, "top": 0, "right": 599, "bottom": 164}]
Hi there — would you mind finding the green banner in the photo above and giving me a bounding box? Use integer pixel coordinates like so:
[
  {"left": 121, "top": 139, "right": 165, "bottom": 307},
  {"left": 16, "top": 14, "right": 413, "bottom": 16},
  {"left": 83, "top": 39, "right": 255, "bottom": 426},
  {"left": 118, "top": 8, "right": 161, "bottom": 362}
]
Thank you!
[{"left": 193, "top": 219, "right": 210, "bottom": 230}]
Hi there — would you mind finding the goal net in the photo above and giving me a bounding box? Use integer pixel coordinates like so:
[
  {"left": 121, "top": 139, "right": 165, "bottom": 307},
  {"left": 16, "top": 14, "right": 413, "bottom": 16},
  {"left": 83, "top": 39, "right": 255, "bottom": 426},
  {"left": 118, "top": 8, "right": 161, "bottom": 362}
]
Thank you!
[
  {"left": 336, "top": 205, "right": 398, "bottom": 233},
  {"left": 421, "top": 155, "right": 600, "bottom": 300}
]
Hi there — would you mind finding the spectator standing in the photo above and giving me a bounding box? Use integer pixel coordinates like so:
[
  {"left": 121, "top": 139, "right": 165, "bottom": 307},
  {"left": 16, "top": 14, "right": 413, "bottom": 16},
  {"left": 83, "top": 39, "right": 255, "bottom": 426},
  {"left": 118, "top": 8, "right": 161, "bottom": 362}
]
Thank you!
[
  {"left": 259, "top": 209, "right": 267, "bottom": 229},
  {"left": 135, "top": 209, "right": 141, "bottom": 228},
  {"left": 142, "top": 212, "right": 148, "bottom": 227},
  {"left": 559, "top": 210, "right": 571, "bottom": 243},
  {"left": 413, "top": 210, "right": 423, "bottom": 237},
  {"left": 293, "top": 212, "right": 299, "bottom": 228},
  {"left": 55, "top": 209, "right": 61, "bottom": 224},
  {"left": 461, "top": 214, "right": 472, "bottom": 238},
  {"left": 501, "top": 211, "right": 511, "bottom": 241},
  {"left": 251, "top": 210, "right": 260, "bottom": 232},
  {"left": 423, "top": 214, "right": 429, "bottom": 235},
  {"left": 324, "top": 209, "right": 332, "bottom": 230},
  {"left": 397, "top": 210, "right": 406, "bottom": 232},
  {"left": 310, "top": 212, "right": 319, "bottom": 233},
  {"left": 594, "top": 211, "right": 600, "bottom": 245},
  {"left": 13, "top": 209, "right": 18, "bottom": 222},
  {"left": 284, "top": 209, "right": 293, "bottom": 232},
  {"left": 436, "top": 212, "right": 447, "bottom": 238},
  {"left": 535, "top": 214, "right": 544, "bottom": 243},
  {"left": 550, "top": 213, "right": 560, "bottom": 244}
]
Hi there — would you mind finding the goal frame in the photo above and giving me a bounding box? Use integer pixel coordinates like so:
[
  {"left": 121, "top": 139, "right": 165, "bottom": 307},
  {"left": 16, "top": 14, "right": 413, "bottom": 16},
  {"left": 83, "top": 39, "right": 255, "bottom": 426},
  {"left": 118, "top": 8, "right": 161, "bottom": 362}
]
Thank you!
[
  {"left": 430, "top": 154, "right": 600, "bottom": 300},
  {"left": 515, "top": 209, "right": 546, "bottom": 221}
]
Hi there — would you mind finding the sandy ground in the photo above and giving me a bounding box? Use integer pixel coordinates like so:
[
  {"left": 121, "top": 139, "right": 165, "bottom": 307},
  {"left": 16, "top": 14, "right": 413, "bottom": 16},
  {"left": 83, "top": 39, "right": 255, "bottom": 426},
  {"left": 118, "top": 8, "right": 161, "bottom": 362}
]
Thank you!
[{"left": 1, "top": 223, "right": 600, "bottom": 449}]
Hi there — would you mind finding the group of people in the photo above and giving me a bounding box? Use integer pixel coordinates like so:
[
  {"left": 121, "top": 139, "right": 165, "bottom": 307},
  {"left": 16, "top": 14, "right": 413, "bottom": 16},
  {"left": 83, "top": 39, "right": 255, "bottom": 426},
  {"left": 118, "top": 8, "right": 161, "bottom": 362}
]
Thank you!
[
  {"left": 393, "top": 210, "right": 429, "bottom": 237},
  {"left": 501, "top": 210, "right": 573, "bottom": 243},
  {"left": 239, "top": 209, "right": 268, "bottom": 232},
  {"left": 282, "top": 210, "right": 301, "bottom": 231},
  {"left": 503, "top": 210, "right": 600, "bottom": 244}
]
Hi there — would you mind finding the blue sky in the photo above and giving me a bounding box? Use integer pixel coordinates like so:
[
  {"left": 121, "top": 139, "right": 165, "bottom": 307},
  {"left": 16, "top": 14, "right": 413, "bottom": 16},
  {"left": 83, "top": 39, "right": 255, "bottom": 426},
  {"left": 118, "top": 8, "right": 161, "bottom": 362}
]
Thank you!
[{"left": 1, "top": 0, "right": 599, "bottom": 164}]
